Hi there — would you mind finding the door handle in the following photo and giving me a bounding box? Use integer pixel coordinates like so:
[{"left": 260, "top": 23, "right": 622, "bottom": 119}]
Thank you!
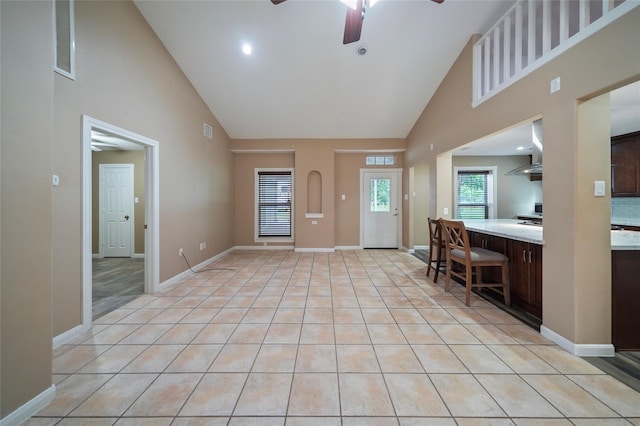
[{"left": 124, "top": 215, "right": 130, "bottom": 221}]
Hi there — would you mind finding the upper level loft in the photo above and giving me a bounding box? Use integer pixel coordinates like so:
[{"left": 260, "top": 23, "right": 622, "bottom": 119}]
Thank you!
[{"left": 472, "top": 0, "right": 639, "bottom": 107}]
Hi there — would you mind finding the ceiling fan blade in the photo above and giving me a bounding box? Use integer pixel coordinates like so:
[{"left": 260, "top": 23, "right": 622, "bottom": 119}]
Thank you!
[
  {"left": 431, "top": 0, "right": 445, "bottom": 3},
  {"left": 343, "top": 0, "right": 364, "bottom": 44},
  {"left": 271, "top": 0, "right": 287, "bottom": 4}
]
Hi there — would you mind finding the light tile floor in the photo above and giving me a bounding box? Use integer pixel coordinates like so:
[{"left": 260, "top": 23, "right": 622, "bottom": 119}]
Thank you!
[{"left": 28, "top": 250, "right": 640, "bottom": 425}]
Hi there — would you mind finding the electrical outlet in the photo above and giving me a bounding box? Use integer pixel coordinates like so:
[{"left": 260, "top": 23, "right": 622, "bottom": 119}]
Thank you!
[
  {"left": 179, "top": 248, "right": 183, "bottom": 256},
  {"left": 199, "top": 243, "right": 204, "bottom": 251}
]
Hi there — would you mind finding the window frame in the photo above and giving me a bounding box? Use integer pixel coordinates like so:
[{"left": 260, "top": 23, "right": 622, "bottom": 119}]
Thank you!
[
  {"left": 453, "top": 166, "right": 497, "bottom": 220},
  {"left": 254, "top": 168, "right": 295, "bottom": 242},
  {"left": 365, "top": 155, "right": 395, "bottom": 166},
  {"left": 54, "top": 0, "right": 76, "bottom": 80}
]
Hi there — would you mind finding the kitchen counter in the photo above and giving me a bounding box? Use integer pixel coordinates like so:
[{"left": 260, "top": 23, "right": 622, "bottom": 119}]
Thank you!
[
  {"left": 611, "top": 217, "right": 640, "bottom": 228},
  {"left": 462, "top": 219, "right": 543, "bottom": 244},
  {"left": 461, "top": 219, "right": 640, "bottom": 250}
]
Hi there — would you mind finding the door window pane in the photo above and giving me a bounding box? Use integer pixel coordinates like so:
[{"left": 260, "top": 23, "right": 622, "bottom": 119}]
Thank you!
[{"left": 370, "top": 178, "right": 390, "bottom": 212}]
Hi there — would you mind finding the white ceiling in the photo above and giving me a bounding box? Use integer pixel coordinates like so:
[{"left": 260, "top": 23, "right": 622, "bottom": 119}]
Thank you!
[
  {"left": 133, "top": 0, "right": 515, "bottom": 139},
  {"left": 453, "top": 80, "right": 640, "bottom": 156}
]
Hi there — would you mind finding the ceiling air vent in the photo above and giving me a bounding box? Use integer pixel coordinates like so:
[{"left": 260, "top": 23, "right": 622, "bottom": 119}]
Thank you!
[{"left": 203, "top": 123, "right": 213, "bottom": 139}]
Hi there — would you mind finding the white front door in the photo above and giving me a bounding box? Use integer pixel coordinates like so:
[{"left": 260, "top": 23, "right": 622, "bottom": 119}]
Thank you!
[
  {"left": 362, "top": 169, "right": 401, "bottom": 248},
  {"left": 100, "top": 164, "right": 134, "bottom": 257}
]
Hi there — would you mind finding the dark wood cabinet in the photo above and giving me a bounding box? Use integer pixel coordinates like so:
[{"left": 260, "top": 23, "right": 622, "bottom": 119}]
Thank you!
[
  {"left": 611, "top": 131, "right": 640, "bottom": 197},
  {"left": 612, "top": 250, "right": 640, "bottom": 351},
  {"left": 468, "top": 231, "right": 507, "bottom": 283},
  {"left": 467, "top": 230, "right": 542, "bottom": 320},
  {"left": 509, "top": 240, "right": 542, "bottom": 319}
]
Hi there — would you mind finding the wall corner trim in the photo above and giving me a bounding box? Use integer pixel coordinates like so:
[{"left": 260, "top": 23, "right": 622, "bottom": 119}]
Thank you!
[
  {"left": 0, "top": 385, "right": 56, "bottom": 426},
  {"left": 540, "top": 325, "right": 615, "bottom": 358}
]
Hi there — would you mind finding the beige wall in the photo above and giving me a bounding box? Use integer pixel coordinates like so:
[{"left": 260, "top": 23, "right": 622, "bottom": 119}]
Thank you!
[
  {"left": 234, "top": 153, "right": 295, "bottom": 247},
  {"left": 411, "top": 162, "right": 430, "bottom": 247},
  {"left": 452, "top": 155, "right": 543, "bottom": 219},
  {"left": 92, "top": 151, "right": 145, "bottom": 254},
  {"left": 1, "top": 0, "right": 54, "bottom": 417},
  {"left": 406, "top": 9, "right": 640, "bottom": 345},
  {"left": 232, "top": 139, "right": 405, "bottom": 249},
  {"left": 52, "top": 0, "right": 234, "bottom": 335}
]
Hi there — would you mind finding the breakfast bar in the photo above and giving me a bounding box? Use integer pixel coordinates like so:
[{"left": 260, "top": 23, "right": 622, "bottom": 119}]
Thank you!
[{"left": 459, "top": 219, "right": 640, "bottom": 350}]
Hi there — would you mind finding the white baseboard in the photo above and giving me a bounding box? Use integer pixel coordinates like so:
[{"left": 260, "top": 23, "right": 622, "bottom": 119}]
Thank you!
[
  {"left": 335, "top": 246, "right": 363, "bottom": 250},
  {"left": 158, "top": 247, "right": 236, "bottom": 292},
  {"left": 235, "top": 245, "right": 294, "bottom": 250},
  {"left": 540, "top": 325, "right": 615, "bottom": 357},
  {"left": 294, "top": 247, "right": 336, "bottom": 253},
  {"left": 413, "top": 245, "right": 429, "bottom": 250},
  {"left": 52, "top": 323, "right": 90, "bottom": 349},
  {"left": 92, "top": 253, "right": 145, "bottom": 258},
  {"left": 0, "top": 385, "right": 56, "bottom": 426}
]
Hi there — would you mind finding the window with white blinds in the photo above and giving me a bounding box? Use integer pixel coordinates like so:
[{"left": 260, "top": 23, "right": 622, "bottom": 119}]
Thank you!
[
  {"left": 256, "top": 170, "right": 293, "bottom": 238},
  {"left": 455, "top": 168, "right": 495, "bottom": 219}
]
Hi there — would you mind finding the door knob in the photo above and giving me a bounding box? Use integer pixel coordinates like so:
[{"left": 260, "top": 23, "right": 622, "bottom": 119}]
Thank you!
[{"left": 124, "top": 215, "right": 130, "bottom": 221}]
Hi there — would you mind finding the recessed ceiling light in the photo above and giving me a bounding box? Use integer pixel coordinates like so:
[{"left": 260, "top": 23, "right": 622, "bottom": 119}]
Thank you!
[
  {"left": 517, "top": 146, "right": 525, "bottom": 150},
  {"left": 242, "top": 43, "right": 252, "bottom": 55}
]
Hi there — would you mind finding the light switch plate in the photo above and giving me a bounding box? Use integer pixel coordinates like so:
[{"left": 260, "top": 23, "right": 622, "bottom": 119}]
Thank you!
[{"left": 594, "top": 180, "right": 606, "bottom": 197}]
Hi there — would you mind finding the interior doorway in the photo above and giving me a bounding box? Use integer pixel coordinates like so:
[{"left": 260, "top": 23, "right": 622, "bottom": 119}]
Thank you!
[{"left": 82, "top": 115, "right": 159, "bottom": 330}]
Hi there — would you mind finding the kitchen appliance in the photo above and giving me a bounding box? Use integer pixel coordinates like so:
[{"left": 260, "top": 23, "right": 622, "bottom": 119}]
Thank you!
[{"left": 506, "top": 119, "right": 543, "bottom": 176}]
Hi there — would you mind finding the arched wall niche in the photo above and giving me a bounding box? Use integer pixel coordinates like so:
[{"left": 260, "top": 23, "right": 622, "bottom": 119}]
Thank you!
[{"left": 307, "top": 170, "right": 322, "bottom": 214}]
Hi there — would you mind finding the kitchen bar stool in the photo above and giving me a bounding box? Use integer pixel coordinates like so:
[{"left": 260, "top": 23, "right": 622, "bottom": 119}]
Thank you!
[
  {"left": 426, "top": 217, "right": 445, "bottom": 283},
  {"left": 440, "top": 219, "right": 511, "bottom": 307}
]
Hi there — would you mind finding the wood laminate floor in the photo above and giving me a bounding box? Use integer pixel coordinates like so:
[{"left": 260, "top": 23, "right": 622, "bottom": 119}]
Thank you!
[{"left": 93, "top": 257, "right": 144, "bottom": 320}]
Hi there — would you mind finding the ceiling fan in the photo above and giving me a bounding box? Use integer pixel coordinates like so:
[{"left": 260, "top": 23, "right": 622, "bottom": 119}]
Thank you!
[{"left": 271, "top": 0, "right": 444, "bottom": 44}]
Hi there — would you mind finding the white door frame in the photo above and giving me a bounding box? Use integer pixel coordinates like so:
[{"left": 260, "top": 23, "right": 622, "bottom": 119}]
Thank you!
[
  {"left": 360, "top": 168, "right": 403, "bottom": 249},
  {"left": 82, "top": 115, "right": 160, "bottom": 331},
  {"left": 99, "top": 163, "right": 135, "bottom": 258}
]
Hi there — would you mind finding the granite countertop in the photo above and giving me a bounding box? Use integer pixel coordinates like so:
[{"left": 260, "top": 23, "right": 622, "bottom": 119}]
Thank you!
[{"left": 460, "top": 219, "right": 640, "bottom": 250}]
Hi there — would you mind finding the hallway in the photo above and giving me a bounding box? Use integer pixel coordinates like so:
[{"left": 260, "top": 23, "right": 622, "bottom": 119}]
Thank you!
[
  {"left": 31, "top": 250, "right": 640, "bottom": 425},
  {"left": 93, "top": 258, "right": 145, "bottom": 320}
]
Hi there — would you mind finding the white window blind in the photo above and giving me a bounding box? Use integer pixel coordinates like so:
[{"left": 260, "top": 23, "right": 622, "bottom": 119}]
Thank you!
[
  {"left": 456, "top": 170, "right": 494, "bottom": 219},
  {"left": 257, "top": 171, "right": 292, "bottom": 237}
]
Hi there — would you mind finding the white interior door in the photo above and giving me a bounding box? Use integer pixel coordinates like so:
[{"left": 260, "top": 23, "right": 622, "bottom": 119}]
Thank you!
[
  {"left": 362, "top": 169, "right": 401, "bottom": 248},
  {"left": 100, "top": 164, "right": 134, "bottom": 257}
]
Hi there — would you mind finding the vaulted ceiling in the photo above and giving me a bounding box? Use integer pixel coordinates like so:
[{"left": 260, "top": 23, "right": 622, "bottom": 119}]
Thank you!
[{"left": 134, "top": 0, "right": 515, "bottom": 139}]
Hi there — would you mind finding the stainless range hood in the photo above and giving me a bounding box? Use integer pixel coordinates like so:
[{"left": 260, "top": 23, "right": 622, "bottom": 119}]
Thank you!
[{"left": 506, "top": 119, "right": 543, "bottom": 176}]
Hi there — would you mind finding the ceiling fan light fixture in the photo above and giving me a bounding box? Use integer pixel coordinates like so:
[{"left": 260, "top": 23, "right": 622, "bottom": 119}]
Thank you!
[{"left": 357, "top": 45, "right": 367, "bottom": 55}]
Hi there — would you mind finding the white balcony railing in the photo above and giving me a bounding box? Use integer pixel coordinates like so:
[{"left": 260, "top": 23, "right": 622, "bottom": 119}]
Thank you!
[{"left": 472, "top": 0, "right": 639, "bottom": 107}]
